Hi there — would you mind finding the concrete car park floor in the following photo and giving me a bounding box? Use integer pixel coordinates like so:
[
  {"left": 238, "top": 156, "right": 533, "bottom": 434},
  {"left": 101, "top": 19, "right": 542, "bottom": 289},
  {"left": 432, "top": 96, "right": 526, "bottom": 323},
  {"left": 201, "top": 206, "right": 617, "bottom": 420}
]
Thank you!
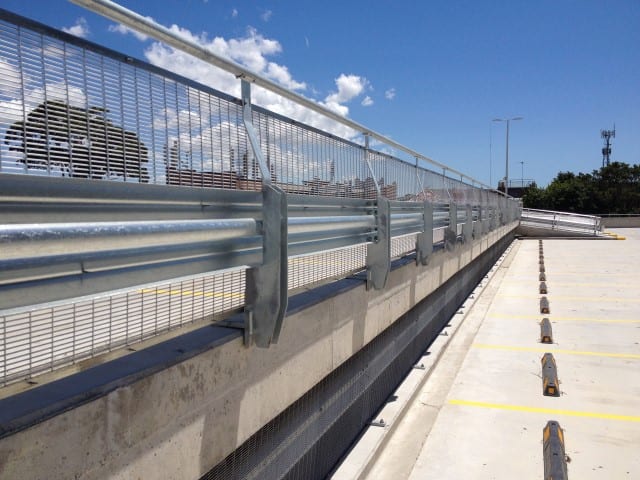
[{"left": 357, "top": 229, "right": 640, "bottom": 479}]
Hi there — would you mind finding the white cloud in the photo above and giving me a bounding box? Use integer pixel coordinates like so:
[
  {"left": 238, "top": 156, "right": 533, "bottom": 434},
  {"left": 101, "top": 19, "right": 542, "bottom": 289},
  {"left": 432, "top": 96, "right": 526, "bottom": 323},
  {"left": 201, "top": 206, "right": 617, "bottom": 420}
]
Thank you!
[
  {"left": 0, "top": 80, "right": 87, "bottom": 124},
  {"left": 385, "top": 88, "right": 396, "bottom": 100},
  {"left": 62, "top": 18, "right": 90, "bottom": 38},
  {"left": 265, "top": 62, "right": 306, "bottom": 90},
  {"left": 143, "top": 25, "right": 307, "bottom": 96},
  {"left": 132, "top": 23, "right": 369, "bottom": 138},
  {"left": 0, "top": 58, "right": 21, "bottom": 97},
  {"left": 325, "top": 74, "right": 368, "bottom": 104},
  {"left": 108, "top": 17, "right": 154, "bottom": 41},
  {"left": 322, "top": 74, "right": 369, "bottom": 117},
  {"left": 361, "top": 96, "right": 373, "bottom": 107},
  {"left": 261, "top": 10, "right": 273, "bottom": 22}
]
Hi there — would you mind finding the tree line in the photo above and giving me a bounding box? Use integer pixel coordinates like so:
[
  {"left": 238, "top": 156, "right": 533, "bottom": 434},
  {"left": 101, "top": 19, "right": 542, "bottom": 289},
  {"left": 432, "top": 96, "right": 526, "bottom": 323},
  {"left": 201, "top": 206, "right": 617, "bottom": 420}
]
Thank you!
[{"left": 522, "top": 162, "right": 640, "bottom": 214}]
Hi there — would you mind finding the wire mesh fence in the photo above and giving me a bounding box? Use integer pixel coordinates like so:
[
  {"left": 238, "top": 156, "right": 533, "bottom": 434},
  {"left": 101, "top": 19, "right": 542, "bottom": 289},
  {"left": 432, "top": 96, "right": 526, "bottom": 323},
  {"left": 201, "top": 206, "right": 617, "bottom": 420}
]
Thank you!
[
  {"left": 0, "top": 268, "right": 246, "bottom": 386},
  {"left": 0, "top": 9, "right": 511, "bottom": 386},
  {"left": 0, "top": 9, "right": 494, "bottom": 205}
]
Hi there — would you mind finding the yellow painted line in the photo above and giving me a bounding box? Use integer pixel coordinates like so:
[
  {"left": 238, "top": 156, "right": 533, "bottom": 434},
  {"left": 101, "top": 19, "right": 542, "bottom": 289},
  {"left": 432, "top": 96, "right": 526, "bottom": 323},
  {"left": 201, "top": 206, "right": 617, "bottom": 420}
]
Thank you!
[
  {"left": 496, "top": 294, "right": 640, "bottom": 303},
  {"left": 473, "top": 343, "right": 640, "bottom": 359},
  {"left": 545, "top": 274, "right": 639, "bottom": 279},
  {"left": 499, "top": 281, "right": 640, "bottom": 288},
  {"left": 487, "top": 313, "right": 640, "bottom": 324},
  {"left": 138, "top": 288, "right": 244, "bottom": 299},
  {"left": 603, "top": 231, "right": 626, "bottom": 240},
  {"left": 289, "top": 257, "right": 357, "bottom": 267},
  {"left": 448, "top": 399, "right": 640, "bottom": 422}
]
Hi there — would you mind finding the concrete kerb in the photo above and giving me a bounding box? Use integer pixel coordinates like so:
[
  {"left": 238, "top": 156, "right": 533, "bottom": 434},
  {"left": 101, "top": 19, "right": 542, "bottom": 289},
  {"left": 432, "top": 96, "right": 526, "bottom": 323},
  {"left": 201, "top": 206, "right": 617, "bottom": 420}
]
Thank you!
[{"left": 330, "top": 239, "right": 521, "bottom": 480}]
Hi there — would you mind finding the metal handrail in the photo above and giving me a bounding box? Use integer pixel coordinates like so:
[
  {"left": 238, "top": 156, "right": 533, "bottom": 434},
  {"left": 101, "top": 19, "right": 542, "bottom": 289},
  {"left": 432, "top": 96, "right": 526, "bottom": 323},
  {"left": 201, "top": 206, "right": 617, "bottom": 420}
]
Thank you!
[
  {"left": 520, "top": 208, "right": 602, "bottom": 235},
  {"left": 69, "top": 0, "right": 503, "bottom": 195},
  {"left": 0, "top": 6, "right": 522, "bottom": 383}
]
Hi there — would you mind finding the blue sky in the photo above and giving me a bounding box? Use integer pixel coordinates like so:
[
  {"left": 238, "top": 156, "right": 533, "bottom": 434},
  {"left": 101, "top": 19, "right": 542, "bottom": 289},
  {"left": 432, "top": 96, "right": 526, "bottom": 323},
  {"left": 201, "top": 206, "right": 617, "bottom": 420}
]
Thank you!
[{"left": 2, "top": 0, "right": 638, "bottom": 186}]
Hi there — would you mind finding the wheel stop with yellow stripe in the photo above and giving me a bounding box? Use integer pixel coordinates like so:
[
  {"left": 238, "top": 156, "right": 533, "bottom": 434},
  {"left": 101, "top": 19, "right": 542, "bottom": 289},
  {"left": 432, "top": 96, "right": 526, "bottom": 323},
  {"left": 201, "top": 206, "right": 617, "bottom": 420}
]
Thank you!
[
  {"left": 540, "top": 318, "right": 553, "bottom": 344},
  {"left": 543, "top": 420, "right": 568, "bottom": 480},
  {"left": 540, "top": 296, "right": 550, "bottom": 314},
  {"left": 541, "top": 353, "right": 560, "bottom": 397}
]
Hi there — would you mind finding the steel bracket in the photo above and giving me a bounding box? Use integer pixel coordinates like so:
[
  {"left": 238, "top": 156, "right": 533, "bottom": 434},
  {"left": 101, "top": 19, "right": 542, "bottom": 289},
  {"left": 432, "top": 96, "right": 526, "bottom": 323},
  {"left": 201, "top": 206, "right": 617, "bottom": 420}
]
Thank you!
[
  {"left": 241, "top": 80, "right": 271, "bottom": 184},
  {"left": 416, "top": 200, "right": 433, "bottom": 266},
  {"left": 242, "top": 80, "right": 288, "bottom": 348},
  {"left": 489, "top": 206, "right": 497, "bottom": 231},
  {"left": 463, "top": 204, "right": 473, "bottom": 243},
  {"left": 474, "top": 205, "right": 484, "bottom": 238},
  {"left": 366, "top": 196, "right": 390, "bottom": 290},
  {"left": 445, "top": 203, "right": 457, "bottom": 252},
  {"left": 244, "top": 185, "right": 288, "bottom": 347}
]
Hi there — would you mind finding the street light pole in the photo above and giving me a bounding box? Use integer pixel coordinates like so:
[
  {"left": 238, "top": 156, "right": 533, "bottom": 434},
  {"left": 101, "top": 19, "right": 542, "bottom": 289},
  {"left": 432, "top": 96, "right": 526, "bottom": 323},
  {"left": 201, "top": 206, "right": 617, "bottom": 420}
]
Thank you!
[{"left": 492, "top": 116, "right": 523, "bottom": 196}]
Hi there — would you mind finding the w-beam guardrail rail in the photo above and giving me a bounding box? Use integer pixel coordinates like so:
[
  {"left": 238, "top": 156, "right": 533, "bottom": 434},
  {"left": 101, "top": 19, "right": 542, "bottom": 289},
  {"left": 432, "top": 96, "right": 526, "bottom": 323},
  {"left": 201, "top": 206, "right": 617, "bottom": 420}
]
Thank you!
[
  {"left": 0, "top": 5, "right": 520, "bottom": 386},
  {"left": 520, "top": 208, "right": 603, "bottom": 236}
]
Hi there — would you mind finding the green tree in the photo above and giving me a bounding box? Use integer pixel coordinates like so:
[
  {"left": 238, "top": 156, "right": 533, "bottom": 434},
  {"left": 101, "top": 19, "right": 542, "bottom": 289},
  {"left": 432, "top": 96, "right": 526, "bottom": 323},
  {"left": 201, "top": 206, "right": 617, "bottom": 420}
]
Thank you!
[
  {"left": 592, "top": 162, "right": 640, "bottom": 214},
  {"left": 522, "top": 185, "right": 548, "bottom": 209},
  {"left": 524, "top": 162, "right": 640, "bottom": 214}
]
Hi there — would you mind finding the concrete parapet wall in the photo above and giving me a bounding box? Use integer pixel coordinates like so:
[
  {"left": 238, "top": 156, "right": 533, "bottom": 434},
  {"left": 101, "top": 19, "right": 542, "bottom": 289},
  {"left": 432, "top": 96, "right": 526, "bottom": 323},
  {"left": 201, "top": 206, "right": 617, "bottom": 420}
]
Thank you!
[
  {"left": 516, "top": 225, "right": 602, "bottom": 238},
  {"left": 601, "top": 216, "right": 640, "bottom": 228},
  {"left": 0, "top": 222, "right": 517, "bottom": 480}
]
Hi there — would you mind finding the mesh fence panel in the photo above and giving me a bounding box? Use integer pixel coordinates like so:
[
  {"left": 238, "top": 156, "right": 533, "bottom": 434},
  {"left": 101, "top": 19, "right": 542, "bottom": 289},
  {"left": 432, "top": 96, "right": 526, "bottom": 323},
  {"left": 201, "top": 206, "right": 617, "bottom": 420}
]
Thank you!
[
  {"left": 0, "top": 11, "right": 509, "bottom": 385},
  {"left": 0, "top": 13, "right": 494, "bottom": 203},
  {"left": 287, "top": 245, "right": 367, "bottom": 292},
  {"left": 1, "top": 268, "right": 245, "bottom": 386}
]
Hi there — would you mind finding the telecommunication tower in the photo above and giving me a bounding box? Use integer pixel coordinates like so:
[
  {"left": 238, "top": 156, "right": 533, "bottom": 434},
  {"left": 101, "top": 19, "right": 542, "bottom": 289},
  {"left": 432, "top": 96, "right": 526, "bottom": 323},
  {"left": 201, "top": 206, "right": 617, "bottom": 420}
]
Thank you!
[{"left": 601, "top": 126, "right": 615, "bottom": 167}]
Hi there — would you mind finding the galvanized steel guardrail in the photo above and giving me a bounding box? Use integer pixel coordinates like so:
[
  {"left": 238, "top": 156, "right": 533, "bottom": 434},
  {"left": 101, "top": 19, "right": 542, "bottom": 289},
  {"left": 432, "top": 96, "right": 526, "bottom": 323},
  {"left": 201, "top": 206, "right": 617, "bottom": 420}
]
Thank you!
[
  {"left": 0, "top": 6, "right": 520, "bottom": 385},
  {"left": 520, "top": 208, "right": 602, "bottom": 236}
]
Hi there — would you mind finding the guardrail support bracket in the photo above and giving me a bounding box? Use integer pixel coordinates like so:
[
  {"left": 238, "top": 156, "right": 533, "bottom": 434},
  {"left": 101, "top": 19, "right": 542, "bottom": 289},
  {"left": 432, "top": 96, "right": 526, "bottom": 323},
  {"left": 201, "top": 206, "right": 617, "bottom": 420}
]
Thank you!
[
  {"left": 244, "top": 185, "right": 288, "bottom": 348},
  {"left": 445, "top": 203, "right": 457, "bottom": 252},
  {"left": 416, "top": 200, "right": 433, "bottom": 265},
  {"left": 242, "top": 80, "right": 288, "bottom": 348},
  {"left": 367, "top": 196, "right": 391, "bottom": 290},
  {"left": 473, "top": 205, "right": 483, "bottom": 238},
  {"left": 463, "top": 204, "right": 473, "bottom": 243}
]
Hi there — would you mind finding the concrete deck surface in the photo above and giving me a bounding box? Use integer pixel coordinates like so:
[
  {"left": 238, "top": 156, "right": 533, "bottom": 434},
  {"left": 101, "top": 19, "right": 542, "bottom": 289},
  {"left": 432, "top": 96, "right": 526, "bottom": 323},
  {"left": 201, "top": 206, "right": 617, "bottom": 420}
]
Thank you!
[{"left": 363, "top": 229, "right": 640, "bottom": 480}]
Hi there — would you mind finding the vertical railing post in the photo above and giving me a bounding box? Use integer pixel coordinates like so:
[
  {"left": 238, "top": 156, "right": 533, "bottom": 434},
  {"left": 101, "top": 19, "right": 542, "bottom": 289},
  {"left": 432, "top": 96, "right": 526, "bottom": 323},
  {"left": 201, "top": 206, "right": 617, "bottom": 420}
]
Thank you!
[
  {"left": 241, "top": 80, "right": 288, "bottom": 348},
  {"left": 416, "top": 200, "right": 433, "bottom": 265},
  {"left": 366, "top": 196, "right": 390, "bottom": 290},
  {"left": 474, "top": 204, "right": 483, "bottom": 239},
  {"left": 463, "top": 204, "right": 473, "bottom": 243},
  {"left": 363, "top": 133, "right": 381, "bottom": 196},
  {"left": 445, "top": 202, "right": 457, "bottom": 251},
  {"left": 363, "top": 133, "right": 389, "bottom": 289}
]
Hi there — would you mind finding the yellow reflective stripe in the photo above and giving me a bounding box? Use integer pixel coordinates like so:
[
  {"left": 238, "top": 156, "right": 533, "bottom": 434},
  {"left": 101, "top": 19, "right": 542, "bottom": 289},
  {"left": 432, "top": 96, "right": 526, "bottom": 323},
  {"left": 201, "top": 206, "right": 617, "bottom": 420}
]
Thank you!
[
  {"left": 496, "top": 294, "right": 640, "bottom": 303},
  {"left": 487, "top": 313, "right": 640, "bottom": 324},
  {"left": 448, "top": 399, "right": 640, "bottom": 422},
  {"left": 137, "top": 288, "right": 244, "bottom": 299},
  {"left": 472, "top": 343, "right": 640, "bottom": 360}
]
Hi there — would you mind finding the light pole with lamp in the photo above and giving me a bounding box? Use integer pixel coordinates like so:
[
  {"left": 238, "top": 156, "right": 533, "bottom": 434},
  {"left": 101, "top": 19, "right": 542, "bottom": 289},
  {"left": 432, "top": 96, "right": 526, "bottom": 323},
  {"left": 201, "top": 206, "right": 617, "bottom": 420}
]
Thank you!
[{"left": 492, "top": 116, "right": 523, "bottom": 196}]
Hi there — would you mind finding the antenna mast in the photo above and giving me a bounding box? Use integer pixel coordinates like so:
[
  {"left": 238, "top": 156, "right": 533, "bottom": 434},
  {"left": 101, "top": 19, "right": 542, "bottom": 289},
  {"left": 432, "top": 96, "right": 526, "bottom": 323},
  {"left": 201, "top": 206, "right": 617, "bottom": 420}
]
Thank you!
[{"left": 600, "top": 126, "right": 615, "bottom": 167}]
